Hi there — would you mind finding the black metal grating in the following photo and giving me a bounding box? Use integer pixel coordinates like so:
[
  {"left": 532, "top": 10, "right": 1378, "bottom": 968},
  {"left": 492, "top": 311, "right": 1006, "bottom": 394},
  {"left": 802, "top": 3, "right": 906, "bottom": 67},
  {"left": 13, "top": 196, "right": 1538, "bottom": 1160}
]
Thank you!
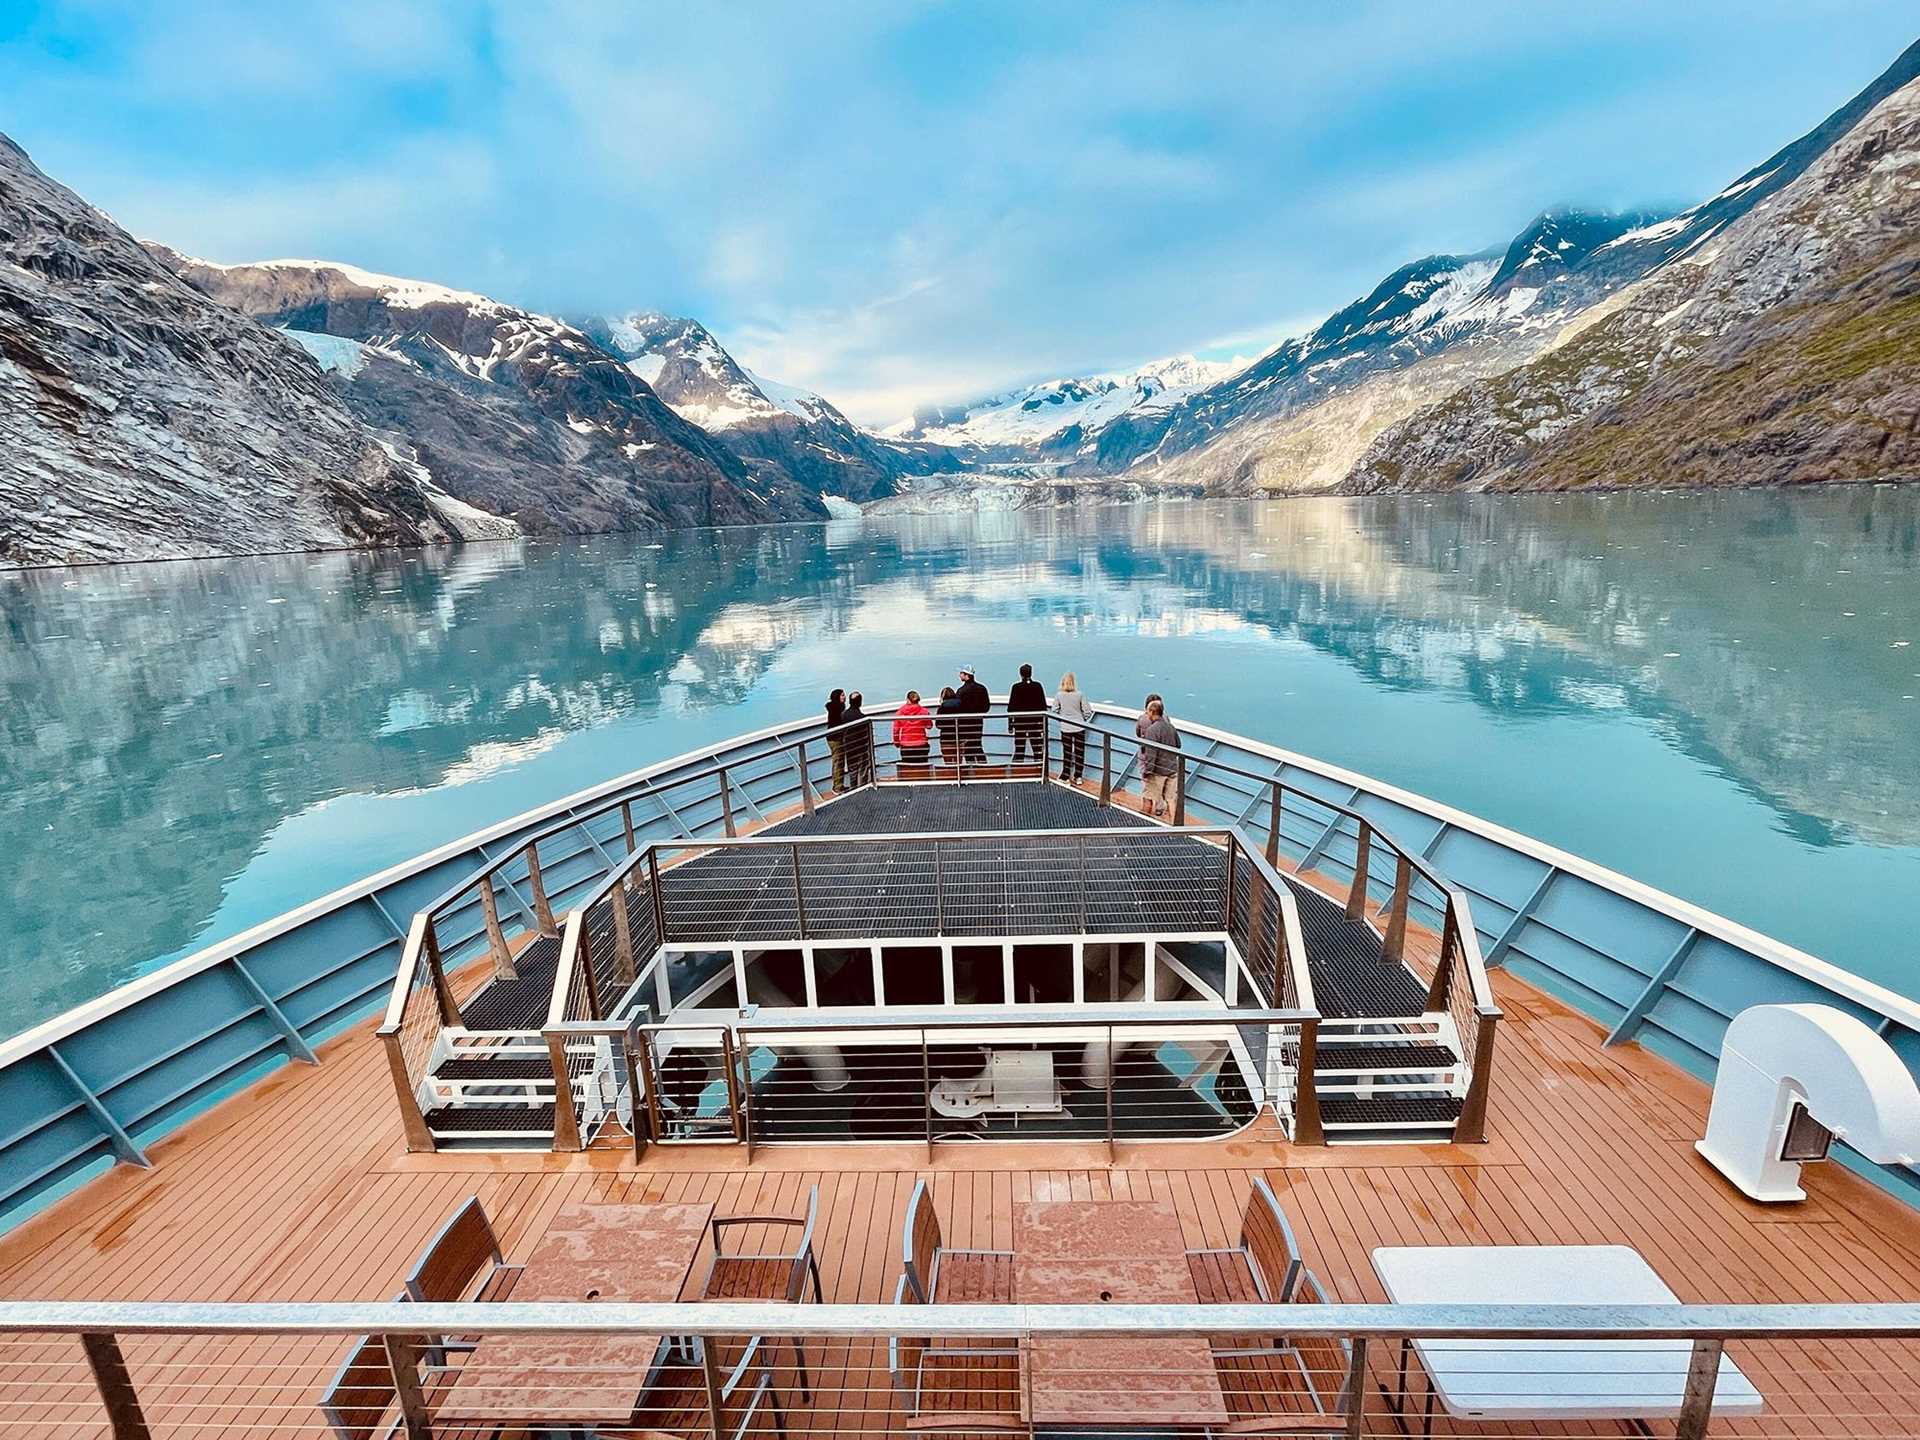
[
  {"left": 455, "top": 933, "right": 563, "bottom": 1031},
  {"left": 770, "top": 782, "right": 1150, "bottom": 837},
  {"left": 1318, "top": 1092, "right": 1463, "bottom": 1127},
  {"left": 424, "top": 1102, "right": 556, "bottom": 1133},
  {"left": 1285, "top": 878, "right": 1429, "bottom": 1019}
]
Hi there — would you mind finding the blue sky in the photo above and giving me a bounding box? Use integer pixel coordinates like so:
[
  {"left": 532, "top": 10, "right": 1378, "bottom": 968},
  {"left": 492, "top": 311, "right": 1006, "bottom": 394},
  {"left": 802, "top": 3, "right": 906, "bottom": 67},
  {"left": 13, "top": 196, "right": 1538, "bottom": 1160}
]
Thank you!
[{"left": 1, "top": 3, "right": 1914, "bottom": 423}]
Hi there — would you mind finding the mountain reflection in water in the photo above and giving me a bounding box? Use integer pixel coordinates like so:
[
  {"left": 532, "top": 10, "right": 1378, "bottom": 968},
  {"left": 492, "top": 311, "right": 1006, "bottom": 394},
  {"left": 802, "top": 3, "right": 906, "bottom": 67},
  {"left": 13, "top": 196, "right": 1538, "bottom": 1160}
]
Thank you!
[{"left": 2, "top": 487, "right": 1916, "bottom": 1036}]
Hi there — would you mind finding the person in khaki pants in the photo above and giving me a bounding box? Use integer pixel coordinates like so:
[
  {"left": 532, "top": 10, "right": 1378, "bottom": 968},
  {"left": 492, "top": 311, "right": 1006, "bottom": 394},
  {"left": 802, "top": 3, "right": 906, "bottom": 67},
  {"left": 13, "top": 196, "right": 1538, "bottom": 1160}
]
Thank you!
[{"left": 1135, "top": 695, "right": 1181, "bottom": 817}]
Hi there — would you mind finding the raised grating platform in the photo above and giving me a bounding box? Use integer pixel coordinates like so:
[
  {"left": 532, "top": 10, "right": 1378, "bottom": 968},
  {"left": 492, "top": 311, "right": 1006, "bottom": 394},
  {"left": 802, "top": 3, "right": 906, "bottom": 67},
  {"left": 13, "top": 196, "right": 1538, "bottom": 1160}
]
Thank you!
[
  {"left": 772, "top": 781, "right": 1153, "bottom": 837},
  {"left": 1284, "top": 879, "right": 1431, "bottom": 1019},
  {"left": 455, "top": 933, "right": 563, "bottom": 1032}
]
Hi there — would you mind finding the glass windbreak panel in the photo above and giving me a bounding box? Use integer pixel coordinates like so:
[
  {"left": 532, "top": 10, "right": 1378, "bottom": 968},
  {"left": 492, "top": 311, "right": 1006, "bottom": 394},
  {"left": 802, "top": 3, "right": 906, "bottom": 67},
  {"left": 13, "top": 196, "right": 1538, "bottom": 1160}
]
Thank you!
[
  {"left": 951, "top": 944, "right": 1006, "bottom": 1005},
  {"left": 1012, "top": 943, "right": 1073, "bottom": 1004},
  {"left": 880, "top": 945, "right": 944, "bottom": 1007},
  {"left": 741, "top": 948, "right": 807, "bottom": 1009},
  {"left": 664, "top": 950, "right": 734, "bottom": 1009},
  {"left": 811, "top": 947, "right": 876, "bottom": 1007},
  {"left": 1081, "top": 941, "right": 1145, "bottom": 1004}
]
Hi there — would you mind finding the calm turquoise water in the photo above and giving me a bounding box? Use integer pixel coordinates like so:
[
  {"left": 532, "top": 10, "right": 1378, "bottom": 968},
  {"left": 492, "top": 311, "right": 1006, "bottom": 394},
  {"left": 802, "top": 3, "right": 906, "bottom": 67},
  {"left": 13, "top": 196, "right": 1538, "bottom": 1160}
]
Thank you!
[{"left": 3, "top": 489, "right": 1917, "bottom": 1039}]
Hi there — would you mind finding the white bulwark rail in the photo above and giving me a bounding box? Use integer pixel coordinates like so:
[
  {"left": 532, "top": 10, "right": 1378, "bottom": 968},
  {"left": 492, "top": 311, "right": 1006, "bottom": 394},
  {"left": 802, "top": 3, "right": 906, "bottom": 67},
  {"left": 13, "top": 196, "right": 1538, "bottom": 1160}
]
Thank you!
[{"left": 4, "top": 703, "right": 1919, "bottom": 1232}]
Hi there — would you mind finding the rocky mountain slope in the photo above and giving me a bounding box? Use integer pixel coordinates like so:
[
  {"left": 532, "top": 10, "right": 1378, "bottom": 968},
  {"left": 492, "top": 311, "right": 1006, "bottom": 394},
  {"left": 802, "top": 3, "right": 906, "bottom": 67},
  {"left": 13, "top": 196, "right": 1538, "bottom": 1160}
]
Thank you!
[
  {"left": 154, "top": 257, "right": 828, "bottom": 533},
  {"left": 0, "top": 135, "right": 451, "bottom": 567},
  {"left": 1346, "top": 55, "right": 1920, "bottom": 494},
  {"left": 587, "top": 312, "right": 957, "bottom": 502}
]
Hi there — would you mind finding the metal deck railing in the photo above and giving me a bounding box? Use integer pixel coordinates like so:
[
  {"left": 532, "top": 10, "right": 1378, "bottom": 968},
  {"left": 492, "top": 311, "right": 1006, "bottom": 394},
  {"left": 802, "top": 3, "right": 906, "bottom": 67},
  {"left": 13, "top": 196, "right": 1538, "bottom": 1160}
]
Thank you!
[{"left": 8, "top": 1297, "right": 1918, "bottom": 1440}]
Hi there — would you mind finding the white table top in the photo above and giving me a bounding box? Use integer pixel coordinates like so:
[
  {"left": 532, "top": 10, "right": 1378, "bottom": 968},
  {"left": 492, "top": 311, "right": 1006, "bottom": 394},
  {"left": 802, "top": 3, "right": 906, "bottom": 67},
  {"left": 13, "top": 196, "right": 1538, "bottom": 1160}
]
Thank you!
[{"left": 1371, "top": 1245, "right": 1764, "bottom": 1421}]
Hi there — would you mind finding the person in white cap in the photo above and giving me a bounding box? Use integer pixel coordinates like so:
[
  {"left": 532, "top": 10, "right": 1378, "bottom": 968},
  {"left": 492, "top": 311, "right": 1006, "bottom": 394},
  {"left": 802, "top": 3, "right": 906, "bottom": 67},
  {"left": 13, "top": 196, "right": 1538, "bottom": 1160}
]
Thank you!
[{"left": 952, "top": 664, "right": 990, "bottom": 765}]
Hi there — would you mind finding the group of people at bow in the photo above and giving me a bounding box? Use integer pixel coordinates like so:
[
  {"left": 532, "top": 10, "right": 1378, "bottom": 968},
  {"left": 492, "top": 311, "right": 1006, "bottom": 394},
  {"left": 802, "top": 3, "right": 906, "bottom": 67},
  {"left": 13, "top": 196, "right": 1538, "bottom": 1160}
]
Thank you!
[{"left": 821, "top": 665, "right": 1185, "bottom": 817}]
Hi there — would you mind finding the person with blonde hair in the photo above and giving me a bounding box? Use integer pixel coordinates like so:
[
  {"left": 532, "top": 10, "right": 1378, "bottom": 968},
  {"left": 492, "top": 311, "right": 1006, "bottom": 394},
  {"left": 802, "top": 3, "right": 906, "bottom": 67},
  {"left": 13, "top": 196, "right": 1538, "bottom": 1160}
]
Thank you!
[{"left": 1051, "top": 671, "right": 1095, "bottom": 784}]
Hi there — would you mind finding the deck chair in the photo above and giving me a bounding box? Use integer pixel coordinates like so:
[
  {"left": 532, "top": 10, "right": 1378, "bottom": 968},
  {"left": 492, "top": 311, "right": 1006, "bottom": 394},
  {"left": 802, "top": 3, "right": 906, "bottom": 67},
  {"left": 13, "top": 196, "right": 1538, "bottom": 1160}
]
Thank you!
[
  {"left": 888, "top": 1274, "right": 1029, "bottom": 1433},
  {"left": 901, "top": 1178, "right": 1015, "bottom": 1304},
  {"left": 316, "top": 1332, "right": 488, "bottom": 1440},
  {"left": 1185, "top": 1175, "right": 1302, "bottom": 1306},
  {"left": 404, "top": 1197, "right": 523, "bottom": 1365},
  {"left": 1207, "top": 1270, "right": 1355, "bottom": 1437},
  {"left": 599, "top": 1334, "right": 784, "bottom": 1440},
  {"left": 700, "top": 1184, "right": 824, "bottom": 1398}
]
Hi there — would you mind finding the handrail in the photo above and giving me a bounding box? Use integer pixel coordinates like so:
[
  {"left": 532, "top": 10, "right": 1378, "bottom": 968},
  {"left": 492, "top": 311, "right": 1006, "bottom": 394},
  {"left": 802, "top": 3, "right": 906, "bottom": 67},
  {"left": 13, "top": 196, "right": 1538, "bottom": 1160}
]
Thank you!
[{"left": 6, "top": 1295, "right": 1914, "bottom": 1338}]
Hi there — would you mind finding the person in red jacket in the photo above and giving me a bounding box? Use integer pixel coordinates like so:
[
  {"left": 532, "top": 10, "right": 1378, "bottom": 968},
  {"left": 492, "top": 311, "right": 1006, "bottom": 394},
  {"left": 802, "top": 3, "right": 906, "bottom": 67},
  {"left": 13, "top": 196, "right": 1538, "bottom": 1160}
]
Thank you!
[{"left": 892, "top": 690, "right": 932, "bottom": 772}]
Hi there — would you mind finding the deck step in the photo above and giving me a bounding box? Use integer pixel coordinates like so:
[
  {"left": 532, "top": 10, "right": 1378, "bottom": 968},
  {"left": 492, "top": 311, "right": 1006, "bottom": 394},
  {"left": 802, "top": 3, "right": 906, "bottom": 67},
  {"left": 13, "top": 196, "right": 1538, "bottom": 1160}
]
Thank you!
[
  {"left": 1318, "top": 1092, "right": 1463, "bottom": 1130},
  {"left": 432, "top": 1057, "right": 553, "bottom": 1081},
  {"left": 425, "top": 1102, "right": 555, "bottom": 1138},
  {"left": 1313, "top": 1042, "right": 1458, "bottom": 1073}
]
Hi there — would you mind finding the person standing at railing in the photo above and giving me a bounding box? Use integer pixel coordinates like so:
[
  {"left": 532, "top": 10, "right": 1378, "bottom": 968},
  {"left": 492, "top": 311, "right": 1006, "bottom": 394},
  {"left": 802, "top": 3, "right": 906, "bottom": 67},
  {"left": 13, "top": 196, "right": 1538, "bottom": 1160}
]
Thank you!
[
  {"left": 1136, "top": 696, "right": 1181, "bottom": 818},
  {"left": 1052, "top": 671, "right": 1094, "bottom": 784},
  {"left": 935, "top": 685, "right": 962, "bottom": 768},
  {"left": 825, "top": 688, "right": 848, "bottom": 793},
  {"left": 953, "top": 665, "right": 991, "bottom": 765},
  {"left": 1008, "top": 662, "right": 1048, "bottom": 767},
  {"left": 844, "top": 690, "right": 873, "bottom": 786},
  {"left": 894, "top": 690, "right": 932, "bottom": 772}
]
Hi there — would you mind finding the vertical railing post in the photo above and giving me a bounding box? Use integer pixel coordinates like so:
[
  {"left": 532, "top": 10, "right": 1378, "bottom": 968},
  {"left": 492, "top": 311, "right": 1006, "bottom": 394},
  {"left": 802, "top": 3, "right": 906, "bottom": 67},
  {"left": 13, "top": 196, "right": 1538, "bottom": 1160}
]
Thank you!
[
  {"left": 921, "top": 1028, "right": 934, "bottom": 1163},
  {"left": 382, "top": 1335, "right": 432, "bottom": 1440},
  {"left": 1266, "top": 782, "right": 1283, "bottom": 868},
  {"left": 478, "top": 881, "right": 516, "bottom": 981},
  {"left": 1426, "top": 905, "right": 1458, "bottom": 1012},
  {"left": 648, "top": 847, "right": 668, "bottom": 948},
  {"left": 1104, "top": 1022, "right": 1118, "bottom": 1160},
  {"left": 423, "top": 917, "right": 459, "bottom": 1025},
  {"left": 611, "top": 875, "right": 637, "bottom": 987},
  {"left": 1346, "top": 822, "right": 1371, "bottom": 921},
  {"left": 1042, "top": 716, "right": 1053, "bottom": 781},
  {"left": 1342, "top": 1336, "right": 1368, "bottom": 1439},
  {"left": 933, "top": 839, "right": 946, "bottom": 936},
  {"left": 698, "top": 1333, "right": 727, "bottom": 1440},
  {"left": 1384, "top": 853, "right": 1411, "bottom": 963},
  {"left": 635, "top": 1027, "right": 664, "bottom": 1146},
  {"left": 1099, "top": 731, "right": 1113, "bottom": 806},
  {"left": 718, "top": 765, "right": 736, "bottom": 838},
  {"left": 578, "top": 924, "right": 604, "bottom": 1021},
  {"left": 525, "top": 845, "right": 558, "bottom": 938},
  {"left": 1674, "top": 1338, "right": 1724, "bottom": 1440},
  {"left": 379, "top": 1028, "right": 437, "bottom": 1153},
  {"left": 80, "top": 1333, "right": 151, "bottom": 1440},
  {"left": 1173, "top": 754, "right": 1186, "bottom": 825},
  {"left": 1222, "top": 831, "right": 1238, "bottom": 931},
  {"left": 623, "top": 1026, "right": 648, "bottom": 1160},
  {"left": 621, "top": 799, "right": 638, "bottom": 854},
  {"left": 792, "top": 843, "right": 809, "bottom": 939},
  {"left": 797, "top": 741, "right": 816, "bottom": 816},
  {"left": 1455, "top": 1010, "right": 1498, "bottom": 1144},
  {"left": 1077, "top": 834, "right": 1089, "bottom": 934},
  {"left": 1293, "top": 1016, "right": 1324, "bottom": 1145},
  {"left": 546, "top": 1027, "right": 583, "bottom": 1152},
  {"left": 719, "top": 1028, "right": 744, "bottom": 1144}
]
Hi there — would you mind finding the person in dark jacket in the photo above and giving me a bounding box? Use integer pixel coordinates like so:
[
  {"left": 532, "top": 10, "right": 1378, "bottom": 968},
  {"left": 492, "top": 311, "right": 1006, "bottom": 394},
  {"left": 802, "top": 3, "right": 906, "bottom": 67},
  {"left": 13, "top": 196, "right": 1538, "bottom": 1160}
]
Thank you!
[
  {"left": 935, "top": 685, "right": 961, "bottom": 768},
  {"left": 843, "top": 690, "right": 872, "bottom": 787},
  {"left": 1008, "top": 662, "right": 1047, "bottom": 767},
  {"left": 1135, "top": 695, "right": 1182, "bottom": 817},
  {"left": 825, "top": 688, "right": 847, "bottom": 792},
  {"left": 953, "top": 665, "right": 991, "bottom": 764}
]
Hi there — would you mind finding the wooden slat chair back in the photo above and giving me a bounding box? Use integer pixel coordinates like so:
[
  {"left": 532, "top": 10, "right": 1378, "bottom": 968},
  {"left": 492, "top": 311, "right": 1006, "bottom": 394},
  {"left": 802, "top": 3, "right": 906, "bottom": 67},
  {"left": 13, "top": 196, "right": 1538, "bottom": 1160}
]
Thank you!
[
  {"left": 888, "top": 1274, "right": 1028, "bottom": 1434},
  {"left": 599, "top": 1334, "right": 782, "bottom": 1440},
  {"left": 404, "top": 1196, "right": 521, "bottom": 1368},
  {"left": 1186, "top": 1176, "right": 1303, "bottom": 1308},
  {"left": 700, "top": 1183, "right": 824, "bottom": 1401},
  {"left": 1208, "top": 1269, "right": 1353, "bottom": 1437},
  {"left": 900, "top": 1178, "right": 1015, "bottom": 1305},
  {"left": 1240, "top": 1177, "right": 1304, "bottom": 1304},
  {"left": 316, "top": 1329, "right": 483, "bottom": 1440},
  {"left": 317, "top": 1335, "right": 399, "bottom": 1440}
]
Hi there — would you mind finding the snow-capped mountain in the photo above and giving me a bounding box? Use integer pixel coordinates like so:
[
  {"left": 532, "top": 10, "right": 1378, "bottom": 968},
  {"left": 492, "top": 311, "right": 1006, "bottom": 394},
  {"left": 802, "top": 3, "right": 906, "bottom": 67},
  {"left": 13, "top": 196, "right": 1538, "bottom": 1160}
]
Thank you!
[
  {"left": 587, "top": 311, "right": 959, "bottom": 502},
  {"left": 0, "top": 136, "right": 450, "bottom": 567},
  {"left": 151, "top": 257, "right": 829, "bottom": 532},
  {"left": 885, "top": 355, "right": 1248, "bottom": 457}
]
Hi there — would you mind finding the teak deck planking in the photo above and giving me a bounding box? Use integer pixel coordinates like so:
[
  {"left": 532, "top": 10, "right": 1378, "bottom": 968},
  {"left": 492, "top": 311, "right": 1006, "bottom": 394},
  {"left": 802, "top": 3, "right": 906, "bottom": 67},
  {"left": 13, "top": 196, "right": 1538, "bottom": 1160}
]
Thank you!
[{"left": 3, "top": 964, "right": 1919, "bottom": 1436}]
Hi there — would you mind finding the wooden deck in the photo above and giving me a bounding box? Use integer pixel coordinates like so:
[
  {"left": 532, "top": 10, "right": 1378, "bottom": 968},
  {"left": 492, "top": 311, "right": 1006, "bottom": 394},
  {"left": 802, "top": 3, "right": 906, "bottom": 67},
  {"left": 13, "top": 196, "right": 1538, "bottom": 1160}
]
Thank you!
[{"left": 3, "top": 966, "right": 1919, "bottom": 1437}]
